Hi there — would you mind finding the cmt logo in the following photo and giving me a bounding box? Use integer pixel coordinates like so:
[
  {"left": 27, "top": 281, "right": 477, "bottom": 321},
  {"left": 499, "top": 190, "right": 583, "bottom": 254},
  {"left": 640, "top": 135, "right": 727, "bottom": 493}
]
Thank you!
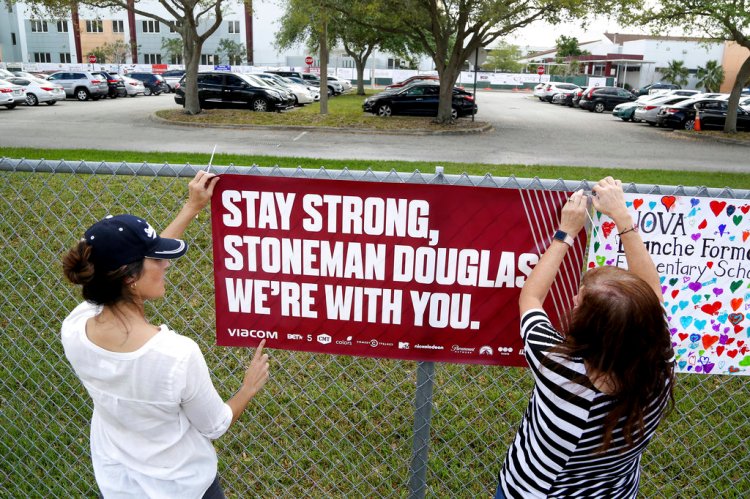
[{"left": 317, "top": 334, "right": 332, "bottom": 345}]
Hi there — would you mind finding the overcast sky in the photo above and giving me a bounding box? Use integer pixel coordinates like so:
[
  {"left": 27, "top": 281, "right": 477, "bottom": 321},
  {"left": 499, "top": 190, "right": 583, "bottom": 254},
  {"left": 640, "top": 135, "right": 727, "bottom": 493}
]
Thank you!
[{"left": 510, "top": 17, "right": 627, "bottom": 49}]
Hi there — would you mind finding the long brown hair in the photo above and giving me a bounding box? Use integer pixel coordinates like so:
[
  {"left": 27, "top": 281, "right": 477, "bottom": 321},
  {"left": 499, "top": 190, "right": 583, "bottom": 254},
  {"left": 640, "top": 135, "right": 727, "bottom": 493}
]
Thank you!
[{"left": 562, "top": 266, "right": 674, "bottom": 451}]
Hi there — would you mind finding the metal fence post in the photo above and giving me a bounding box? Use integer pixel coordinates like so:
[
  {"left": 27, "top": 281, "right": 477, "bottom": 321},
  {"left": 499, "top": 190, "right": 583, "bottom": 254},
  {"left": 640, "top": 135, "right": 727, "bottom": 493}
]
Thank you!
[{"left": 408, "top": 361, "right": 435, "bottom": 499}]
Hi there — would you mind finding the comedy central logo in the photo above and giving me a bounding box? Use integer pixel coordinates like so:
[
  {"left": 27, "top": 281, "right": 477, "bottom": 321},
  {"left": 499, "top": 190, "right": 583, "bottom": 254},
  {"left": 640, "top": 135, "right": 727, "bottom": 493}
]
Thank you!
[{"left": 317, "top": 334, "right": 332, "bottom": 345}]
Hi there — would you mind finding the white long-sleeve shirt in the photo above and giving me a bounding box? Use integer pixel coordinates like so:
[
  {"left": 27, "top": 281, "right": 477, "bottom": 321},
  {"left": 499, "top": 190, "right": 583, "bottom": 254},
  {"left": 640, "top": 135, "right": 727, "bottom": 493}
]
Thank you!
[{"left": 61, "top": 301, "right": 233, "bottom": 498}]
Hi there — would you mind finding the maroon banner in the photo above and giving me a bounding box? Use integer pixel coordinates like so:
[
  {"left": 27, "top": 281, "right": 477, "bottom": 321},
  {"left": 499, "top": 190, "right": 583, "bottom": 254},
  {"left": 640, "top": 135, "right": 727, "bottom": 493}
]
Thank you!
[{"left": 211, "top": 175, "right": 586, "bottom": 366}]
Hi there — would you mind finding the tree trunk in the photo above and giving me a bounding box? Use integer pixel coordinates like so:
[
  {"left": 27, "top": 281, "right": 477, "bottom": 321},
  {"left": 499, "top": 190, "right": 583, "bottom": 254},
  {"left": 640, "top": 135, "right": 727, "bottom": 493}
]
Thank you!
[
  {"left": 319, "top": 20, "right": 328, "bottom": 115},
  {"left": 355, "top": 59, "right": 365, "bottom": 95},
  {"left": 182, "top": 29, "right": 203, "bottom": 115},
  {"left": 723, "top": 54, "right": 750, "bottom": 133},
  {"left": 436, "top": 68, "right": 459, "bottom": 124}
]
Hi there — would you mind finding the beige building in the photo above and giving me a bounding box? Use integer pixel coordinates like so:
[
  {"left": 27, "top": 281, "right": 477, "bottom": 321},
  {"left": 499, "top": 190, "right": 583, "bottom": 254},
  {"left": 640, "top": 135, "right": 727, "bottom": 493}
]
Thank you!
[{"left": 720, "top": 41, "right": 750, "bottom": 92}]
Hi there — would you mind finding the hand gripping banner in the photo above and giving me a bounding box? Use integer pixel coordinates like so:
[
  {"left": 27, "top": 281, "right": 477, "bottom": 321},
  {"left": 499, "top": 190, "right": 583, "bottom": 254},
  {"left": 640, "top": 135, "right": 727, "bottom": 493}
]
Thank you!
[{"left": 211, "top": 175, "right": 585, "bottom": 366}]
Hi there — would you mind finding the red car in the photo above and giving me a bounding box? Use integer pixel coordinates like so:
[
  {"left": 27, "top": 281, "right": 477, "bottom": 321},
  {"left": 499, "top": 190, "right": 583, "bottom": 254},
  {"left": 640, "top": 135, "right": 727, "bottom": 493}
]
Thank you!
[{"left": 385, "top": 74, "right": 439, "bottom": 90}]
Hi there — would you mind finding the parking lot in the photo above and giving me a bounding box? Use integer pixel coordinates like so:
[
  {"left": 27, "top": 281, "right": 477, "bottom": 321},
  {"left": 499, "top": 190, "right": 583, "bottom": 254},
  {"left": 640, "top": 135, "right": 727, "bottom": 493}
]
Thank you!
[{"left": 1, "top": 89, "right": 748, "bottom": 172}]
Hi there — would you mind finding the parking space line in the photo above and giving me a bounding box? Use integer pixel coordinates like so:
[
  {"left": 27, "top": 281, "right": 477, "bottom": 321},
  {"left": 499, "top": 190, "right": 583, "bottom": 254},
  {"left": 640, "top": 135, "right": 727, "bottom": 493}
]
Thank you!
[{"left": 292, "top": 131, "right": 308, "bottom": 142}]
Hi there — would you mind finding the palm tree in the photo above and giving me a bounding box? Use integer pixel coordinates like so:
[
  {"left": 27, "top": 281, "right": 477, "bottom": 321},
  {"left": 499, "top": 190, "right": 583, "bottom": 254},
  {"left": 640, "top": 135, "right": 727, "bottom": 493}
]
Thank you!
[
  {"left": 659, "top": 60, "right": 690, "bottom": 87},
  {"left": 696, "top": 60, "right": 725, "bottom": 92}
]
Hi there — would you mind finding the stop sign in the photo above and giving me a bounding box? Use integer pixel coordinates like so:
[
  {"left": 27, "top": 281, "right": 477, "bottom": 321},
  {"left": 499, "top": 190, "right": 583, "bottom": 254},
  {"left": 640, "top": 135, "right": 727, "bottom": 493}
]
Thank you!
[
  {"left": 88, "top": 54, "right": 97, "bottom": 64},
  {"left": 305, "top": 56, "right": 314, "bottom": 66},
  {"left": 537, "top": 65, "right": 545, "bottom": 75}
]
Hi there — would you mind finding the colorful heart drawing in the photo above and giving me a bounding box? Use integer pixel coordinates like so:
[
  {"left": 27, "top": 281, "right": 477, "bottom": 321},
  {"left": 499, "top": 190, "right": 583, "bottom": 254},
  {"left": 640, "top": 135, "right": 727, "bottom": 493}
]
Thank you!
[
  {"left": 702, "top": 334, "right": 719, "bottom": 349},
  {"left": 717, "top": 313, "right": 728, "bottom": 324},
  {"left": 731, "top": 298, "right": 743, "bottom": 311},
  {"left": 706, "top": 261, "right": 714, "bottom": 269},
  {"left": 701, "top": 302, "right": 722, "bottom": 316},
  {"left": 729, "top": 366, "right": 740, "bottom": 373},
  {"left": 729, "top": 313, "right": 745, "bottom": 325},
  {"left": 698, "top": 219, "right": 708, "bottom": 229},
  {"left": 710, "top": 200, "right": 727, "bottom": 216},
  {"left": 689, "top": 333, "right": 701, "bottom": 343},
  {"left": 669, "top": 278, "right": 678, "bottom": 286},
  {"left": 742, "top": 205, "right": 750, "bottom": 214},
  {"left": 679, "top": 333, "right": 689, "bottom": 341},
  {"left": 596, "top": 255, "right": 606, "bottom": 266},
  {"left": 661, "top": 195, "right": 677, "bottom": 211},
  {"left": 727, "top": 350, "right": 739, "bottom": 359},
  {"left": 712, "top": 287, "right": 724, "bottom": 296},
  {"left": 680, "top": 316, "right": 693, "bottom": 329},
  {"left": 718, "top": 224, "right": 727, "bottom": 236},
  {"left": 690, "top": 198, "right": 700, "bottom": 207},
  {"left": 694, "top": 319, "right": 707, "bottom": 331},
  {"left": 717, "top": 346, "right": 725, "bottom": 357},
  {"left": 633, "top": 198, "right": 644, "bottom": 210},
  {"left": 679, "top": 360, "right": 688, "bottom": 370},
  {"left": 594, "top": 241, "right": 600, "bottom": 252},
  {"left": 733, "top": 215, "right": 743, "bottom": 226},
  {"left": 730, "top": 280, "right": 744, "bottom": 293},
  {"left": 691, "top": 233, "right": 701, "bottom": 241},
  {"left": 726, "top": 205, "right": 736, "bottom": 216},
  {"left": 688, "top": 281, "right": 702, "bottom": 292},
  {"left": 744, "top": 231, "right": 750, "bottom": 242},
  {"left": 649, "top": 201, "right": 657, "bottom": 210},
  {"left": 740, "top": 356, "right": 750, "bottom": 367},
  {"left": 692, "top": 295, "right": 702, "bottom": 305},
  {"left": 679, "top": 300, "right": 689, "bottom": 310},
  {"left": 671, "top": 290, "right": 679, "bottom": 299},
  {"left": 601, "top": 221, "right": 616, "bottom": 238}
]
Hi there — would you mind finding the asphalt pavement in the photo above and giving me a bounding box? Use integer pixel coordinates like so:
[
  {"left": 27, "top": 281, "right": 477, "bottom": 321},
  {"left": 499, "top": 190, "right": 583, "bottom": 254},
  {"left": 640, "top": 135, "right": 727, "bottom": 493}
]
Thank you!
[{"left": 1, "top": 90, "right": 748, "bottom": 172}]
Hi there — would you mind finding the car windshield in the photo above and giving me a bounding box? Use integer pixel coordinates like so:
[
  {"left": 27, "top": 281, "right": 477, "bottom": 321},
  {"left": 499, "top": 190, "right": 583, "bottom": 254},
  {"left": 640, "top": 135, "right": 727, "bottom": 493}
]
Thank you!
[{"left": 241, "top": 74, "right": 272, "bottom": 88}]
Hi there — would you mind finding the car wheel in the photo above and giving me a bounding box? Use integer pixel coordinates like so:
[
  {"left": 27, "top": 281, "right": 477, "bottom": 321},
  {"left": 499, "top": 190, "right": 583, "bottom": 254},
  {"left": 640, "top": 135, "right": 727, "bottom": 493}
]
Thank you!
[
  {"left": 76, "top": 88, "right": 90, "bottom": 101},
  {"left": 451, "top": 107, "right": 459, "bottom": 120},
  {"left": 252, "top": 98, "right": 269, "bottom": 112},
  {"left": 620, "top": 116, "right": 629, "bottom": 121},
  {"left": 46, "top": 100, "right": 57, "bottom": 106},
  {"left": 684, "top": 119, "right": 695, "bottom": 130},
  {"left": 632, "top": 118, "right": 641, "bottom": 123},
  {"left": 26, "top": 93, "right": 39, "bottom": 106},
  {"left": 647, "top": 122, "right": 656, "bottom": 127},
  {"left": 327, "top": 87, "right": 333, "bottom": 97},
  {"left": 293, "top": 95, "right": 299, "bottom": 106},
  {"left": 144, "top": 87, "right": 152, "bottom": 96},
  {"left": 377, "top": 104, "right": 392, "bottom": 117},
  {"left": 594, "top": 102, "right": 605, "bottom": 113},
  {"left": 5, "top": 103, "right": 16, "bottom": 109}
]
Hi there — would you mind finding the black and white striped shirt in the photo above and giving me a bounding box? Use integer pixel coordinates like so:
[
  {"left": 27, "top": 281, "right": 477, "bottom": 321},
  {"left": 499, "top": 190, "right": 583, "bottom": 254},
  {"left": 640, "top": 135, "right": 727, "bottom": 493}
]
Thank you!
[{"left": 498, "top": 309, "right": 671, "bottom": 498}]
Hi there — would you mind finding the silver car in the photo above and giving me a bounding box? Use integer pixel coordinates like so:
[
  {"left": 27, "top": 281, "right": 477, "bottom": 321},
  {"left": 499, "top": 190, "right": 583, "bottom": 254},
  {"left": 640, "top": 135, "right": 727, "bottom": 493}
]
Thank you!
[
  {"left": 0, "top": 79, "right": 26, "bottom": 109},
  {"left": 46, "top": 71, "right": 109, "bottom": 101},
  {"left": 634, "top": 95, "right": 692, "bottom": 126}
]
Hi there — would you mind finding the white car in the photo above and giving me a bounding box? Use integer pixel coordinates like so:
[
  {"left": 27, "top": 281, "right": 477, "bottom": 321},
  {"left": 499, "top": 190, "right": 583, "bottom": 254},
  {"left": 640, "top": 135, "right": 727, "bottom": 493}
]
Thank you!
[
  {"left": 533, "top": 83, "right": 546, "bottom": 99},
  {"left": 542, "top": 82, "right": 580, "bottom": 102},
  {"left": 6, "top": 76, "right": 65, "bottom": 106},
  {"left": 287, "top": 76, "right": 320, "bottom": 101},
  {"left": 122, "top": 75, "right": 146, "bottom": 97},
  {"left": 633, "top": 94, "right": 693, "bottom": 126},
  {"left": 0, "top": 79, "right": 26, "bottom": 109},
  {"left": 327, "top": 75, "right": 352, "bottom": 93},
  {"left": 256, "top": 73, "right": 313, "bottom": 106}
]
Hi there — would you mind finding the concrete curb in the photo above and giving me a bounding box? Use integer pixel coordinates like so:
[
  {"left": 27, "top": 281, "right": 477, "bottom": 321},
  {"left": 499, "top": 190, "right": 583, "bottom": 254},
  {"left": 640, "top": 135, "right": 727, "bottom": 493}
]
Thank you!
[
  {"left": 672, "top": 130, "right": 750, "bottom": 147},
  {"left": 149, "top": 112, "right": 493, "bottom": 136}
]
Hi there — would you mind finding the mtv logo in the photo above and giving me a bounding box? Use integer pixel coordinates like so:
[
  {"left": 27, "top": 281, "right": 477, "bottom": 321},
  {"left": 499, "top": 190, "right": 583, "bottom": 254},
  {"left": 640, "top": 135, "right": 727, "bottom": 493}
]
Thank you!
[
  {"left": 399, "top": 342, "right": 410, "bottom": 349},
  {"left": 317, "top": 334, "right": 332, "bottom": 345}
]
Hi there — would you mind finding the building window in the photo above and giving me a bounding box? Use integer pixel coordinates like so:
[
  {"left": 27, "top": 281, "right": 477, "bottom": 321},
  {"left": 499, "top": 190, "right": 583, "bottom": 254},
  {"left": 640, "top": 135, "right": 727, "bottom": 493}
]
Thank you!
[
  {"left": 30, "top": 20, "right": 48, "bottom": 32},
  {"left": 60, "top": 52, "right": 71, "bottom": 63},
  {"left": 169, "top": 25, "right": 176, "bottom": 33},
  {"left": 200, "top": 54, "right": 218, "bottom": 65},
  {"left": 169, "top": 54, "right": 183, "bottom": 64},
  {"left": 57, "top": 20, "right": 68, "bottom": 32},
  {"left": 112, "top": 20, "right": 124, "bottom": 33},
  {"left": 11, "top": 33, "right": 16, "bottom": 45},
  {"left": 341, "top": 58, "right": 354, "bottom": 68},
  {"left": 33, "top": 52, "right": 52, "bottom": 63},
  {"left": 144, "top": 53, "right": 162, "bottom": 64},
  {"left": 228, "top": 21, "right": 240, "bottom": 33},
  {"left": 86, "top": 20, "right": 103, "bottom": 33},
  {"left": 142, "top": 20, "right": 160, "bottom": 33}
]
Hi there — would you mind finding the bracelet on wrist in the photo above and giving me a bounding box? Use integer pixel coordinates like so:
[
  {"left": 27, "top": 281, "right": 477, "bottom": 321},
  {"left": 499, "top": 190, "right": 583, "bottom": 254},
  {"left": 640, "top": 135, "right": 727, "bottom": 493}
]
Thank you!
[{"left": 618, "top": 224, "right": 638, "bottom": 236}]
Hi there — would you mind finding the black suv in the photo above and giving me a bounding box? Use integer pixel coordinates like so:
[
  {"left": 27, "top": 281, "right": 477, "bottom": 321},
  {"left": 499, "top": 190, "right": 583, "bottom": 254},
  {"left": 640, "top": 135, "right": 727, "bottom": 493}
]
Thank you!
[
  {"left": 91, "top": 70, "right": 126, "bottom": 98},
  {"left": 636, "top": 82, "right": 681, "bottom": 96},
  {"left": 174, "top": 72, "right": 294, "bottom": 111},
  {"left": 127, "top": 72, "right": 168, "bottom": 96},
  {"left": 579, "top": 86, "right": 637, "bottom": 113}
]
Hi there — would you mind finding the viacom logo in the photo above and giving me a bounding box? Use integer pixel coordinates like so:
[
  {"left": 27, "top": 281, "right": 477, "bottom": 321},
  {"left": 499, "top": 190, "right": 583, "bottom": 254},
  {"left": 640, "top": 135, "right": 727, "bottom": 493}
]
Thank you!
[
  {"left": 317, "top": 334, "right": 332, "bottom": 345},
  {"left": 227, "top": 328, "right": 278, "bottom": 339}
]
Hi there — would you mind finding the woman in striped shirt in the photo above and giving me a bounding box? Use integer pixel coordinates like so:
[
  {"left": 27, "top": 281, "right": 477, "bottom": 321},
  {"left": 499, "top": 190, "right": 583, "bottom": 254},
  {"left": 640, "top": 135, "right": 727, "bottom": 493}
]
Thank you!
[{"left": 496, "top": 177, "right": 675, "bottom": 498}]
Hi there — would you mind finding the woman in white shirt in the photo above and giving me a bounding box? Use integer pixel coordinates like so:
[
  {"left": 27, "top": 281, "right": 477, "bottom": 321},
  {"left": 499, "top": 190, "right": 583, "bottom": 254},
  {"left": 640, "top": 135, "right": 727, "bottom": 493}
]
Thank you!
[{"left": 61, "top": 171, "right": 269, "bottom": 498}]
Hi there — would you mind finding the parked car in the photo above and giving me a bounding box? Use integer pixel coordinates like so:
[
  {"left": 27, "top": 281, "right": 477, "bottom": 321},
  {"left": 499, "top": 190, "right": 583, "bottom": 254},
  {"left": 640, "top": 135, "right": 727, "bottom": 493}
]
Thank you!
[
  {"left": 0, "top": 79, "right": 25, "bottom": 109},
  {"left": 386, "top": 74, "right": 440, "bottom": 91},
  {"left": 121, "top": 75, "right": 146, "bottom": 97},
  {"left": 579, "top": 86, "right": 637, "bottom": 112},
  {"left": 656, "top": 98, "right": 750, "bottom": 130},
  {"left": 267, "top": 70, "right": 305, "bottom": 80},
  {"left": 327, "top": 75, "right": 353, "bottom": 93},
  {"left": 255, "top": 73, "right": 313, "bottom": 106},
  {"left": 5, "top": 76, "right": 65, "bottom": 106},
  {"left": 533, "top": 83, "right": 546, "bottom": 100},
  {"left": 571, "top": 87, "right": 588, "bottom": 107},
  {"left": 174, "top": 71, "right": 294, "bottom": 111},
  {"left": 551, "top": 92, "right": 572, "bottom": 106},
  {"left": 542, "top": 82, "right": 580, "bottom": 103},
  {"left": 160, "top": 69, "right": 185, "bottom": 92},
  {"left": 127, "top": 72, "right": 168, "bottom": 96},
  {"left": 633, "top": 95, "right": 692, "bottom": 126},
  {"left": 636, "top": 82, "right": 681, "bottom": 96},
  {"left": 363, "top": 82, "right": 476, "bottom": 119},
  {"left": 612, "top": 101, "right": 642, "bottom": 121},
  {"left": 91, "top": 70, "right": 127, "bottom": 98},
  {"left": 0, "top": 68, "right": 15, "bottom": 79},
  {"left": 286, "top": 76, "right": 321, "bottom": 101},
  {"left": 46, "top": 71, "right": 109, "bottom": 101},
  {"left": 739, "top": 96, "right": 750, "bottom": 111}
]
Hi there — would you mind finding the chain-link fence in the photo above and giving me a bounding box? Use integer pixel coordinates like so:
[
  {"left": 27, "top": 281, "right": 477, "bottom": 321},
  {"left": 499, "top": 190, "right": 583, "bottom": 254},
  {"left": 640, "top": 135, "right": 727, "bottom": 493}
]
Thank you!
[{"left": 1, "top": 158, "right": 748, "bottom": 498}]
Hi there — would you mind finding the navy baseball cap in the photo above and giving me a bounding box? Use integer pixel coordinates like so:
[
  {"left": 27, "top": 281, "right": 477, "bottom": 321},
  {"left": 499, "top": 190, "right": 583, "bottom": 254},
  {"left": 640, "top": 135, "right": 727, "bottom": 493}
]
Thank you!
[{"left": 84, "top": 214, "right": 187, "bottom": 271}]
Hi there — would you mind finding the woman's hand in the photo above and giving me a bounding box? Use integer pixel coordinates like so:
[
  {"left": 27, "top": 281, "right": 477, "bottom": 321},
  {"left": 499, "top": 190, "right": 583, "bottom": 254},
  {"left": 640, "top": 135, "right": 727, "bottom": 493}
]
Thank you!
[
  {"left": 591, "top": 177, "right": 630, "bottom": 224},
  {"left": 242, "top": 340, "right": 269, "bottom": 398},
  {"left": 559, "top": 189, "right": 588, "bottom": 235},
  {"left": 186, "top": 170, "right": 219, "bottom": 213}
]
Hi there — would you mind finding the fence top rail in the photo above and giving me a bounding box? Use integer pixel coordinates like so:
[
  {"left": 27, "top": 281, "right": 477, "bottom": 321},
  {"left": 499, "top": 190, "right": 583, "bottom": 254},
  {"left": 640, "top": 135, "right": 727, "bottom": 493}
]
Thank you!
[{"left": 1, "top": 157, "right": 748, "bottom": 199}]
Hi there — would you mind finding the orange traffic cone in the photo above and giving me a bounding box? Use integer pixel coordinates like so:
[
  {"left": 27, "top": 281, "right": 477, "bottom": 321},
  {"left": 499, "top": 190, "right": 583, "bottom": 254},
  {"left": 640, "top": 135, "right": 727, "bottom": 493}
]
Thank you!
[{"left": 694, "top": 109, "right": 702, "bottom": 131}]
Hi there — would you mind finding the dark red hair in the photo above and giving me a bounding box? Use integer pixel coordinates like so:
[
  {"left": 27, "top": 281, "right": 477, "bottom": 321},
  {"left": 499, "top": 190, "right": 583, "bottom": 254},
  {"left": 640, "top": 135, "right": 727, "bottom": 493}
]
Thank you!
[{"left": 561, "top": 266, "right": 674, "bottom": 451}]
